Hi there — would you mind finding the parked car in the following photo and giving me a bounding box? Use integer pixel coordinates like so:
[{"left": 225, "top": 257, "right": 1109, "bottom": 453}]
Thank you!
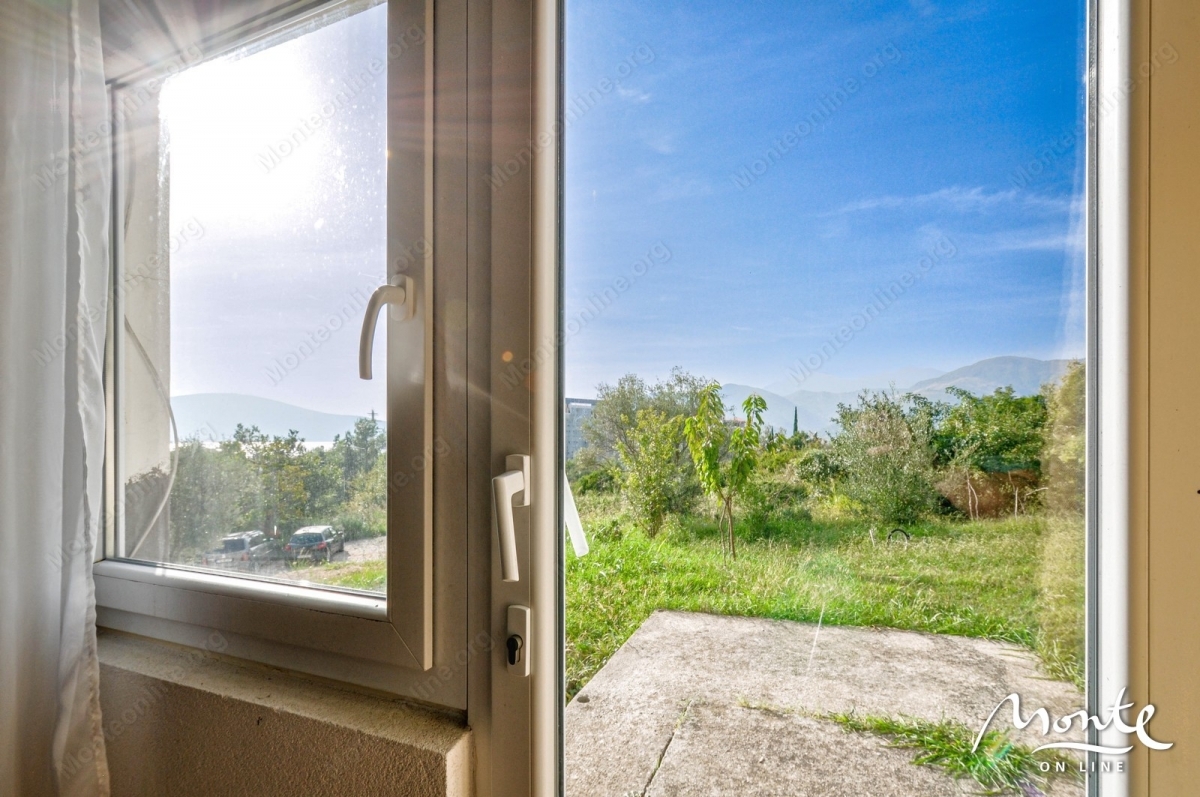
[
  {"left": 202, "top": 531, "right": 280, "bottom": 572},
  {"left": 284, "top": 525, "right": 345, "bottom": 563}
]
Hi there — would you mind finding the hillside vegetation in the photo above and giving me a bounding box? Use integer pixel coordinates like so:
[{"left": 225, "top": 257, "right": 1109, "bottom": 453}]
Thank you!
[{"left": 565, "top": 362, "right": 1086, "bottom": 696}]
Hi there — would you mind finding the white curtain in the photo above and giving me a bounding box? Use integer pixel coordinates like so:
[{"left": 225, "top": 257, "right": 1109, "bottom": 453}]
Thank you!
[{"left": 0, "top": 0, "right": 112, "bottom": 794}]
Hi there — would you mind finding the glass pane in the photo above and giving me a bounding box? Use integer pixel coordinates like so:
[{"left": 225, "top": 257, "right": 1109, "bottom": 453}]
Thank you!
[
  {"left": 564, "top": 1, "right": 1089, "bottom": 794},
  {"left": 115, "top": 2, "right": 389, "bottom": 595}
]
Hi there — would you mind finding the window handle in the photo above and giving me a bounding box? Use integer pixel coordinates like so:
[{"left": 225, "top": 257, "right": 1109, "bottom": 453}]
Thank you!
[
  {"left": 358, "top": 275, "right": 415, "bottom": 379},
  {"left": 492, "top": 455, "right": 530, "bottom": 582}
]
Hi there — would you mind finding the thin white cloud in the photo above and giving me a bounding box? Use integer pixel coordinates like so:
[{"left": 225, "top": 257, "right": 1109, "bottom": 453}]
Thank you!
[
  {"left": 617, "top": 87, "right": 652, "bottom": 103},
  {"left": 964, "top": 226, "right": 1086, "bottom": 256},
  {"left": 827, "top": 186, "right": 1074, "bottom": 216}
]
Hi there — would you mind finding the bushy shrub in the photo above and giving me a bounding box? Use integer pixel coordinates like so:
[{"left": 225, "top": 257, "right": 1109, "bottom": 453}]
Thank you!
[
  {"left": 1041, "top": 361, "right": 1085, "bottom": 515},
  {"left": 336, "top": 516, "right": 381, "bottom": 542},
  {"left": 567, "top": 449, "right": 621, "bottom": 494},
  {"left": 618, "top": 409, "right": 685, "bottom": 537},
  {"left": 831, "top": 391, "right": 938, "bottom": 527},
  {"left": 794, "top": 447, "right": 842, "bottom": 495},
  {"left": 742, "top": 468, "right": 811, "bottom": 539}
]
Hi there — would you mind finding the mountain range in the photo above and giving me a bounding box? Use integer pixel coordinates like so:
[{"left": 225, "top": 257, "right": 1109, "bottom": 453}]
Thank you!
[
  {"left": 173, "top": 356, "right": 1076, "bottom": 443},
  {"left": 171, "top": 393, "right": 380, "bottom": 444},
  {"left": 724, "top": 356, "right": 1075, "bottom": 434}
]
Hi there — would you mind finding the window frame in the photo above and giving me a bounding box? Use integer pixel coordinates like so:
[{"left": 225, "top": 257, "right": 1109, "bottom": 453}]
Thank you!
[
  {"left": 93, "top": 0, "right": 468, "bottom": 709},
  {"left": 1093, "top": 0, "right": 1133, "bottom": 789}
]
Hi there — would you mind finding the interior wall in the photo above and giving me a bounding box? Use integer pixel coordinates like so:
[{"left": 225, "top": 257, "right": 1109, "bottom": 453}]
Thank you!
[
  {"left": 1139, "top": 0, "right": 1200, "bottom": 793},
  {"left": 97, "top": 631, "right": 472, "bottom": 797}
]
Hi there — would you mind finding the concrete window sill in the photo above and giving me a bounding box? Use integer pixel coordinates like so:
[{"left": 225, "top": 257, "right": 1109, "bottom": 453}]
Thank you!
[{"left": 96, "top": 629, "right": 472, "bottom": 796}]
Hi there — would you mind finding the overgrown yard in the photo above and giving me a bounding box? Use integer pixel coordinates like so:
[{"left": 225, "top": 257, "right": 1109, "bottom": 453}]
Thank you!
[{"left": 566, "top": 492, "right": 1083, "bottom": 699}]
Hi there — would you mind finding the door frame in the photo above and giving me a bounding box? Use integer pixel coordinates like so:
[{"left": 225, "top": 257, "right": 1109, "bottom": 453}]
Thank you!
[{"left": 471, "top": 0, "right": 563, "bottom": 793}]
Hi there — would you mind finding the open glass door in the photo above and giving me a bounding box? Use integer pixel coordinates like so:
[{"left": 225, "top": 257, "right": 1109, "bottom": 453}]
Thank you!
[{"left": 561, "top": 2, "right": 1097, "bottom": 796}]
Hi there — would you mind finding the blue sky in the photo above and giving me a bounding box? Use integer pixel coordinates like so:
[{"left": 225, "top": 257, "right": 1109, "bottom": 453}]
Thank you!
[
  {"left": 161, "top": 0, "right": 1087, "bottom": 419},
  {"left": 563, "top": 0, "right": 1087, "bottom": 398}
]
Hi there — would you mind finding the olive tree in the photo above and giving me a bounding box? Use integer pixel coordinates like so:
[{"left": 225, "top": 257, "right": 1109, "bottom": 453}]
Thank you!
[
  {"left": 616, "top": 409, "right": 683, "bottom": 537},
  {"left": 830, "top": 391, "right": 938, "bottom": 527}
]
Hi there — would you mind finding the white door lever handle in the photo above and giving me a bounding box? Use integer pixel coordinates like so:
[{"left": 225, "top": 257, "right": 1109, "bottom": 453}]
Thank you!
[
  {"left": 492, "top": 455, "right": 530, "bottom": 582},
  {"left": 358, "top": 275, "right": 414, "bottom": 379}
]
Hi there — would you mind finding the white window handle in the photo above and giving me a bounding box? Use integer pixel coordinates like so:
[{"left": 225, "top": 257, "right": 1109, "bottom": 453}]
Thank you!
[
  {"left": 358, "top": 275, "right": 415, "bottom": 379},
  {"left": 492, "top": 455, "right": 530, "bottom": 582}
]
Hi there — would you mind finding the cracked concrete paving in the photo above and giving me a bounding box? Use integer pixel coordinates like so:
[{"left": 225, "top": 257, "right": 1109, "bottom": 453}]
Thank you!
[{"left": 565, "top": 611, "right": 1088, "bottom": 797}]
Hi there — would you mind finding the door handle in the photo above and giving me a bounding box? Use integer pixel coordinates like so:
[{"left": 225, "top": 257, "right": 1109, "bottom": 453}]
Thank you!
[
  {"left": 492, "top": 455, "right": 530, "bottom": 582},
  {"left": 358, "top": 275, "right": 415, "bottom": 379}
]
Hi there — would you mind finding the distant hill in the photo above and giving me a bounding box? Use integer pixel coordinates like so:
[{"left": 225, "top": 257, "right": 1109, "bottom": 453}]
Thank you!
[
  {"left": 765, "top": 365, "right": 944, "bottom": 396},
  {"left": 907, "top": 356, "right": 1074, "bottom": 399},
  {"left": 171, "top": 393, "right": 380, "bottom": 444},
  {"left": 725, "top": 356, "right": 1079, "bottom": 435},
  {"left": 720, "top": 384, "right": 801, "bottom": 431}
]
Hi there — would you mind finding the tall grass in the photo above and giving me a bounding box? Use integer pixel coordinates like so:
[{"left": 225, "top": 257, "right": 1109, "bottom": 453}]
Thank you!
[
  {"left": 567, "top": 493, "right": 1084, "bottom": 697},
  {"left": 822, "top": 711, "right": 1080, "bottom": 795}
]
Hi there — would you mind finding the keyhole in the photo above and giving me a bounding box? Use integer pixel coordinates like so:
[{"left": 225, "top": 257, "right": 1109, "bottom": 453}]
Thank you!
[{"left": 506, "top": 634, "right": 523, "bottom": 666}]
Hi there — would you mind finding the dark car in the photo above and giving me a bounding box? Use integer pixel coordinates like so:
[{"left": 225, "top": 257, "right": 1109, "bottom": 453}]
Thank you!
[
  {"left": 284, "top": 525, "right": 345, "bottom": 563},
  {"left": 202, "top": 531, "right": 280, "bottom": 572}
]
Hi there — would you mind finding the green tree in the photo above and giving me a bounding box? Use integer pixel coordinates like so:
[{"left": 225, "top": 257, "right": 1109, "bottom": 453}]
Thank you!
[
  {"left": 228, "top": 425, "right": 310, "bottom": 535},
  {"left": 168, "top": 438, "right": 260, "bottom": 557},
  {"left": 332, "top": 416, "right": 386, "bottom": 502},
  {"left": 584, "top": 368, "right": 709, "bottom": 460},
  {"left": 341, "top": 450, "right": 388, "bottom": 539},
  {"left": 831, "top": 391, "right": 938, "bottom": 527},
  {"left": 683, "top": 384, "right": 767, "bottom": 559},
  {"left": 933, "top": 386, "right": 1048, "bottom": 517},
  {"left": 300, "top": 446, "right": 343, "bottom": 523},
  {"left": 617, "top": 409, "right": 683, "bottom": 537}
]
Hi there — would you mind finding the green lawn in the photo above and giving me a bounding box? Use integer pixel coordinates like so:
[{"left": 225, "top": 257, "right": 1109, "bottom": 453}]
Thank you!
[
  {"left": 566, "top": 493, "right": 1083, "bottom": 698},
  {"left": 310, "top": 491, "right": 1083, "bottom": 700},
  {"left": 297, "top": 559, "right": 387, "bottom": 592}
]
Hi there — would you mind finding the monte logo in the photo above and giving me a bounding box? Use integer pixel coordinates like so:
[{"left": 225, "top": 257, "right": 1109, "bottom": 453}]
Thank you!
[{"left": 974, "top": 689, "right": 1173, "bottom": 756}]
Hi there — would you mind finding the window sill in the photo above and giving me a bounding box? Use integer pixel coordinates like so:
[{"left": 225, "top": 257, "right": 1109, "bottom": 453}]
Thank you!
[{"left": 96, "top": 629, "right": 472, "bottom": 796}]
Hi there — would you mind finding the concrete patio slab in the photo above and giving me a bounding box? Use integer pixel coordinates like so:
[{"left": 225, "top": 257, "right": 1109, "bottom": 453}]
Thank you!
[
  {"left": 646, "top": 702, "right": 962, "bottom": 797},
  {"left": 565, "top": 611, "right": 1086, "bottom": 797}
]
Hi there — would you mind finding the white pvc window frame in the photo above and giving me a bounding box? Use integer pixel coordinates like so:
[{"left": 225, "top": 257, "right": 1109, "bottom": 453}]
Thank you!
[
  {"left": 1094, "top": 0, "right": 1132, "bottom": 794},
  {"left": 93, "top": 0, "right": 461, "bottom": 708}
]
